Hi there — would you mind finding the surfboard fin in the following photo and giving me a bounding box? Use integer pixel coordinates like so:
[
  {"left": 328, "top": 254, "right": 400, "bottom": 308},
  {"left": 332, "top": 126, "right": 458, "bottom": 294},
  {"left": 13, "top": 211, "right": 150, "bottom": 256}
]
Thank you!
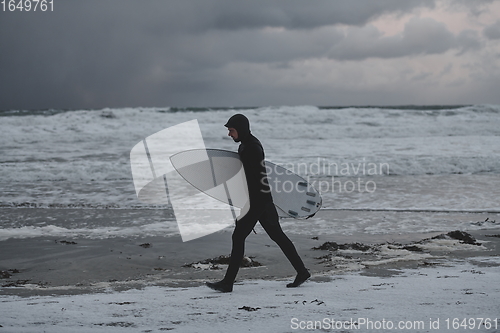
[{"left": 306, "top": 212, "right": 316, "bottom": 219}]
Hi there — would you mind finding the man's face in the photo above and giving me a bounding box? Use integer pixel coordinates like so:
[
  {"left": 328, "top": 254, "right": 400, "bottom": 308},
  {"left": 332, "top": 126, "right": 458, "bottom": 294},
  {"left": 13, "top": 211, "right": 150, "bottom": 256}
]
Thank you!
[{"left": 228, "top": 127, "right": 239, "bottom": 142}]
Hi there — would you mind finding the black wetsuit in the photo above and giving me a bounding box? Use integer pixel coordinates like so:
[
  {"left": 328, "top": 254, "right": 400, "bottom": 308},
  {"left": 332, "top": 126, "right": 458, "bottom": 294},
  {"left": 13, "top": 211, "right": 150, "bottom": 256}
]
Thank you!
[{"left": 222, "top": 114, "right": 307, "bottom": 284}]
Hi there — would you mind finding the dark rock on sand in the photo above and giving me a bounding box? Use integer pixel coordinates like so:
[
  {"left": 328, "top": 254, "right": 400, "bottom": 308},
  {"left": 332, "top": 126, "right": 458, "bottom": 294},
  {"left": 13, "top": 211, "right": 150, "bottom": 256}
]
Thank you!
[
  {"left": 2, "top": 279, "right": 30, "bottom": 287},
  {"left": 402, "top": 245, "right": 424, "bottom": 252},
  {"left": 0, "top": 269, "right": 20, "bottom": 279},
  {"left": 55, "top": 240, "right": 77, "bottom": 245},
  {"left": 313, "top": 242, "right": 372, "bottom": 252},
  {"left": 0, "top": 271, "right": 12, "bottom": 279},
  {"left": 432, "top": 230, "right": 481, "bottom": 246},
  {"left": 239, "top": 306, "right": 260, "bottom": 311},
  {"left": 183, "top": 255, "right": 262, "bottom": 270}
]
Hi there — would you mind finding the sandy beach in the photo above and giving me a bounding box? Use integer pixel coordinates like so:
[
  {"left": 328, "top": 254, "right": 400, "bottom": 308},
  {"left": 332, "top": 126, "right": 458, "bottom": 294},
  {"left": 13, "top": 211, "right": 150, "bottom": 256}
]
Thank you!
[{"left": 1, "top": 209, "right": 499, "bottom": 332}]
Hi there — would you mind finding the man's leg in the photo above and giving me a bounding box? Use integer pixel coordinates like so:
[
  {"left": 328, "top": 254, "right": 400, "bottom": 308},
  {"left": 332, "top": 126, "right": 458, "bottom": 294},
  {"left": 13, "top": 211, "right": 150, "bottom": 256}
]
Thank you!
[
  {"left": 259, "top": 202, "right": 310, "bottom": 287},
  {"left": 222, "top": 211, "right": 259, "bottom": 284},
  {"left": 206, "top": 209, "right": 259, "bottom": 292}
]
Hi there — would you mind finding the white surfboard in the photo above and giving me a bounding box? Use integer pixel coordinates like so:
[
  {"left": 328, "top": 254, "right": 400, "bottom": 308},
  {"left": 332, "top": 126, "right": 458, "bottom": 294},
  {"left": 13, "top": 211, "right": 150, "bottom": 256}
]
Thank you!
[{"left": 170, "top": 149, "right": 321, "bottom": 218}]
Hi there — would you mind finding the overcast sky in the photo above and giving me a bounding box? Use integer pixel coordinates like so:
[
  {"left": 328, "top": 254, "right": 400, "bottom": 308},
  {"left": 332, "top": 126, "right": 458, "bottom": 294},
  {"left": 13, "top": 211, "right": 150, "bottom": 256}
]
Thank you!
[{"left": 1, "top": 0, "right": 500, "bottom": 110}]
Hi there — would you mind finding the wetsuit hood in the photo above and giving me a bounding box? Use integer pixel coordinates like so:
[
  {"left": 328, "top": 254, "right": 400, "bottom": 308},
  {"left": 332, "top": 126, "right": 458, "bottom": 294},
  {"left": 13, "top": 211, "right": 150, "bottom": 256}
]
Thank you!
[{"left": 224, "top": 114, "right": 251, "bottom": 142}]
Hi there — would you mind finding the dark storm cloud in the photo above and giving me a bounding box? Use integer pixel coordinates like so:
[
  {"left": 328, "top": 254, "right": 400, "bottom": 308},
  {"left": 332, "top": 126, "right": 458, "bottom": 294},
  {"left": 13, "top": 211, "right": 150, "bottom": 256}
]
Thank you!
[
  {"left": 448, "top": 0, "right": 497, "bottom": 17},
  {"left": 190, "top": 0, "right": 436, "bottom": 30},
  {"left": 162, "top": 18, "right": 479, "bottom": 70},
  {"left": 483, "top": 20, "right": 500, "bottom": 40},
  {"left": 0, "top": 0, "right": 492, "bottom": 110},
  {"left": 327, "top": 17, "right": 481, "bottom": 60}
]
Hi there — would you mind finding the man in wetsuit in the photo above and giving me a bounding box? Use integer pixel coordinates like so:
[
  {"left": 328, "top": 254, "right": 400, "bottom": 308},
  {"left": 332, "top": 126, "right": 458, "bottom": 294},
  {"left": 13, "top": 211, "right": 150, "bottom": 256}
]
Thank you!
[{"left": 206, "top": 114, "right": 310, "bottom": 293}]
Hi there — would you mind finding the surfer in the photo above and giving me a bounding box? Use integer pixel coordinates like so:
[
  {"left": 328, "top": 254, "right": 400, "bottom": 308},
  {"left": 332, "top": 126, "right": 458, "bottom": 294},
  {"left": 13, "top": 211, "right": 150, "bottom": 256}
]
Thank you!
[{"left": 206, "top": 114, "right": 310, "bottom": 293}]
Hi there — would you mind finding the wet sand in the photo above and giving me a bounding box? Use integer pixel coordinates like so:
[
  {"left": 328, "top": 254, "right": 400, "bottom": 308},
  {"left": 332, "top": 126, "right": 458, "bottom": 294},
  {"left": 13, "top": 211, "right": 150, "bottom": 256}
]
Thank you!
[{"left": 1, "top": 223, "right": 499, "bottom": 296}]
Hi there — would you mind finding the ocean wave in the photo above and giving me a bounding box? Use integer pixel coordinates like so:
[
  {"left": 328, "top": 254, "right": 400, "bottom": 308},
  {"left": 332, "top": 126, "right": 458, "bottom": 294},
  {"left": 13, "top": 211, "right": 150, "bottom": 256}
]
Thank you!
[
  {"left": 1, "top": 104, "right": 499, "bottom": 214},
  {"left": 0, "top": 222, "right": 179, "bottom": 241}
]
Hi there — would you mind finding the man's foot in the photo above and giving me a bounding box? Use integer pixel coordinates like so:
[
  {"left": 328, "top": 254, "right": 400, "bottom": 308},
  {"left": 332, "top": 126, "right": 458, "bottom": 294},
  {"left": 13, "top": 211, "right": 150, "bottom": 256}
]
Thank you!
[
  {"left": 286, "top": 270, "right": 311, "bottom": 288},
  {"left": 206, "top": 280, "right": 233, "bottom": 293}
]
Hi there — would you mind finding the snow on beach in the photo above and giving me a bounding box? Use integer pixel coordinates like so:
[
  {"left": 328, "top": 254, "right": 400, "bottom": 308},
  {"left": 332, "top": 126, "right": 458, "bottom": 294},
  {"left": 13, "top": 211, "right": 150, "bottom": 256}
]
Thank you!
[
  {"left": 1, "top": 229, "right": 500, "bottom": 332},
  {"left": 1, "top": 258, "right": 499, "bottom": 333}
]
